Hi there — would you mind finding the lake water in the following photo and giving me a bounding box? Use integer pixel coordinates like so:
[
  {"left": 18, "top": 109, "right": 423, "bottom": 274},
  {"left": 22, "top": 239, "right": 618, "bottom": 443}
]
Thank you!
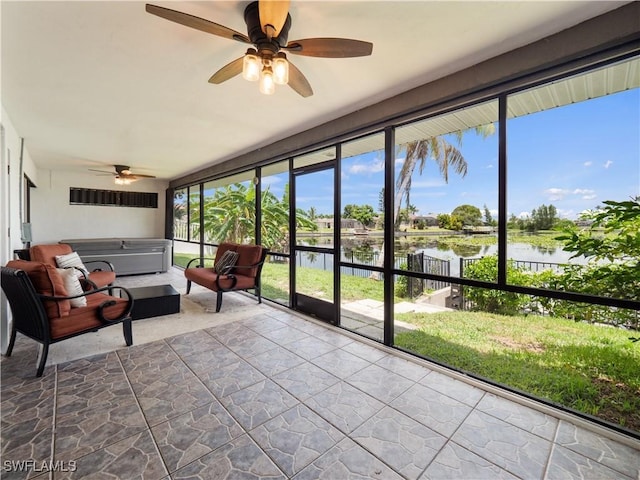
[{"left": 299, "top": 234, "right": 586, "bottom": 277}]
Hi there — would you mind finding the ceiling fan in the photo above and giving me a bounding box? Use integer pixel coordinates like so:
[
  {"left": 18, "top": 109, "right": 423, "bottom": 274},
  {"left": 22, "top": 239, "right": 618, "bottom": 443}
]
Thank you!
[
  {"left": 89, "top": 165, "right": 156, "bottom": 184},
  {"left": 145, "top": 1, "right": 373, "bottom": 97}
]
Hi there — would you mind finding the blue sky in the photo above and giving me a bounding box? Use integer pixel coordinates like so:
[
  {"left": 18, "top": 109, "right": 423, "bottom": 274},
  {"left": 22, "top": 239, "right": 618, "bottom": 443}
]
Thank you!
[{"left": 265, "top": 88, "right": 639, "bottom": 220}]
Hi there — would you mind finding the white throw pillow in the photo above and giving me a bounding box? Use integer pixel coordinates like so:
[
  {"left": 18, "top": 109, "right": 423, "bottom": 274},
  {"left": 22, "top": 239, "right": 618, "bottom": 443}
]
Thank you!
[
  {"left": 57, "top": 268, "right": 87, "bottom": 307},
  {"left": 55, "top": 251, "right": 89, "bottom": 278}
]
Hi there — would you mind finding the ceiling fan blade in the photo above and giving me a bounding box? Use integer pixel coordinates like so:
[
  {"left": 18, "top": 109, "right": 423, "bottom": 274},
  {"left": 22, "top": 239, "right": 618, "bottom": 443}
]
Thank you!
[
  {"left": 258, "top": 0, "right": 290, "bottom": 39},
  {"left": 285, "top": 38, "right": 373, "bottom": 58},
  {"left": 89, "top": 169, "right": 116, "bottom": 175},
  {"left": 209, "top": 56, "right": 244, "bottom": 84},
  {"left": 146, "top": 4, "right": 250, "bottom": 43},
  {"left": 287, "top": 61, "right": 313, "bottom": 98},
  {"left": 129, "top": 174, "right": 156, "bottom": 179}
]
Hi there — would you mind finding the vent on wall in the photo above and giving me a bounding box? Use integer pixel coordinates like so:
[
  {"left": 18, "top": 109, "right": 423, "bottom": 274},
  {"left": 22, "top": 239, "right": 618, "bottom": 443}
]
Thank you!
[{"left": 69, "top": 188, "right": 158, "bottom": 208}]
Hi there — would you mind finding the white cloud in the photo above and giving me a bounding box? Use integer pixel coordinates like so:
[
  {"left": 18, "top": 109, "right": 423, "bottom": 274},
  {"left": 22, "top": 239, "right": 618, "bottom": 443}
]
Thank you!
[
  {"left": 604, "top": 160, "right": 613, "bottom": 169},
  {"left": 348, "top": 159, "right": 384, "bottom": 174},
  {"left": 583, "top": 161, "right": 592, "bottom": 167},
  {"left": 518, "top": 211, "right": 530, "bottom": 219},
  {"left": 485, "top": 164, "right": 494, "bottom": 169},
  {"left": 544, "top": 187, "right": 597, "bottom": 202},
  {"left": 544, "top": 188, "right": 569, "bottom": 201}
]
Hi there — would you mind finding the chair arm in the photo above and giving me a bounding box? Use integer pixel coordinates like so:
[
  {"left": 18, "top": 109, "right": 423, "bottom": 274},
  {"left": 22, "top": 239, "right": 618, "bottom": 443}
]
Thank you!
[
  {"left": 38, "top": 285, "right": 133, "bottom": 324},
  {"left": 84, "top": 260, "right": 115, "bottom": 272},
  {"left": 215, "top": 274, "right": 238, "bottom": 292},
  {"left": 186, "top": 257, "right": 216, "bottom": 269},
  {"left": 64, "top": 266, "right": 99, "bottom": 291}
]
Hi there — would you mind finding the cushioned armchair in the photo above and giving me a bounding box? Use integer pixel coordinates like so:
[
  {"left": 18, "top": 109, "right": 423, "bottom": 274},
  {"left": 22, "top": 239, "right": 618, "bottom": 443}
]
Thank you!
[
  {"left": 184, "top": 242, "right": 268, "bottom": 312},
  {"left": 1, "top": 260, "right": 133, "bottom": 377},
  {"left": 27, "top": 243, "right": 116, "bottom": 288}
]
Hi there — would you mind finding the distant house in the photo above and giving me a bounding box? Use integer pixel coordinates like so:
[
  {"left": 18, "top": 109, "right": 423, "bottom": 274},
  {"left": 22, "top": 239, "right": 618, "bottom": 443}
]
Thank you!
[
  {"left": 409, "top": 214, "right": 439, "bottom": 228},
  {"left": 315, "top": 217, "right": 364, "bottom": 231}
]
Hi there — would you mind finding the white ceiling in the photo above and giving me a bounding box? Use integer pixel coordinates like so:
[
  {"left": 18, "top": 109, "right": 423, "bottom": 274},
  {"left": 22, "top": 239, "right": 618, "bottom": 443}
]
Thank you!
[{"left": 1, "top": 1, "right": 628, "bottom": 181}]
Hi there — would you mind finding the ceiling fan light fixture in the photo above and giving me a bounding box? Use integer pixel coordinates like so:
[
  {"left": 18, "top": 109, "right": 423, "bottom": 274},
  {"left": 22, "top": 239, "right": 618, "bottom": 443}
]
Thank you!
[
  {"left": 114, "top": 176, "right": 133, "bottom": 185},
  {"left": 272, "top": 53, "right": 289, "bottom": 85},
  {"left": 242, "top": 48, "right": 260, "bottom": 81},
  {"left": 259, "top": 64, "right": 275, "bottom": 95}
]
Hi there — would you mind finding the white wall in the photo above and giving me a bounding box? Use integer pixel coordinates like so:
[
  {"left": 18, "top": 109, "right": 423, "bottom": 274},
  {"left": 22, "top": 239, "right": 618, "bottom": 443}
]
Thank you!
[
  {"left": 1, "top": 107, "right": 38, "bottom": 263},
  {"left": 1, "top": 108, "right": 39, "bottom": 353},
  {"left": 31, "top": 170, "right": 168, "bottom": 243}
]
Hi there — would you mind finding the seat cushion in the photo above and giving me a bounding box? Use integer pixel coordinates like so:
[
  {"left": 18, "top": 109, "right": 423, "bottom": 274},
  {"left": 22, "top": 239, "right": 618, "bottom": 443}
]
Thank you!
[
  {"left": 30, "top": 244, "right": 73, "bottom": 266},
  {"left": 6, "top": 260, "right": 71, "bottom": 318},
  {"left": 87, "top": 270, "right": 116, "bottom": 288},
  {"left": 49, "top": 293, "right": 129, "bottom": 339},
  {"left": 184, "top": 267, "right": 256, "bottom": 292},
  {"left": 234, "top": 244, "right": 263, "bottom": 278}
]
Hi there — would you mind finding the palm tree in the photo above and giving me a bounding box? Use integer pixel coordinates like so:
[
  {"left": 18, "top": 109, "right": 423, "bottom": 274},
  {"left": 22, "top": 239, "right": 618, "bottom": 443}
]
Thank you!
[{"left": 372, "top": 125, "right": 494, "bottom": 275}]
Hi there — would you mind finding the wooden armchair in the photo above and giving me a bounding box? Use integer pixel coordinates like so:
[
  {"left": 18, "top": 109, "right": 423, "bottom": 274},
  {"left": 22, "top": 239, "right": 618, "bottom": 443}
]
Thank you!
[
  {"left": 184, "top": 242, "right": 268, "bottom": 312},
  {"left": 1, "top": 260, "right": 133, "bottom": 377}
]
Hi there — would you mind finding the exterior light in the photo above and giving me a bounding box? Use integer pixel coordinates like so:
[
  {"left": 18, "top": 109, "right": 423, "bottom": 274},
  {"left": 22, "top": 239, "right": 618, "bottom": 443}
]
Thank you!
[{"left": 242, "top": 48, "right": 260, "bottom": 82}]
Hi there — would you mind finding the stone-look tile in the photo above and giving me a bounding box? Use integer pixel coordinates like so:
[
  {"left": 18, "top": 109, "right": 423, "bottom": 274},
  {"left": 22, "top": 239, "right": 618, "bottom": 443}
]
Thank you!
[
  {"left": 56, "top": 352, "right": 126, "bottom": 387},
  {"left": 351, "top": 406, "right": 446, "bottom": 480},
  {"left": 375, "top": 354, "right": 431, "bottom": 382},
  {"left": 420, "top": 370, "right": 484, "bottom": 407},
  {"left": 151, "top": 400, "right": 244, "bottom": 473},
  {"left": 221, "top": 379, "right": 299, "bottom": 430},
  {"left": 477, "top": 393, "right": 558, "bottom": 440},
  {"left": 1, "top": 338, "right": 55, "bottom": 389},
  {"left": 390, "top": 383, "right": 472, "bottom": 437},
  {"left": 272, "top": 362, "right": 340, "bottom": 401},
  {"left": 345, "top": 364, "right": 414, "bottom": 403},
  {"left": 421, "top": 441, "right": 519, "bottom": 480},
  {"left": 116, "top": 339, "right": 170, "bottom": 364},
  {"left": 452, "top": 410, "right": 552, "bottom": 479},
  {"left": 246, "top": 346, "right": 306, "bottom": 377},
  {"left": 224, "top": 332, "right": 279, "bottom": 358},
  {"left": 1, "top": 427, "right": 54, "bottom": 480},
  {"left": 165, "top": 330, "right": 222, "bottom": 357},
  {"left": 283, "top": 336, "right": 337, "bottom": 361},
  {"left": 181, "top": 345, "right": 241, "bottom": 373},
  {"left": 1, "top": 374, "right": 55, "bottom": 435},
  {"left": 304, "top": 382, "right": 384, "bottom": 434},
  {"left": 293, "top": 438, "right": 404, "bottom": 480},
  {"left": 54, "top": 430, "right": 168, "bottom": 480},
  {"left": 207, "top": 322, "right": 257, "bottom": 345},
  {"left": 240, "top": 314, "right": 288, "bottom": 335},
  {"left": 310, "top": 349, "right": 370, "bottom": 379},
  {"left": 259, "top": 325, "right": 310, "bottom": 346},
  {"left": 554, "top": 420, "right": 640, "bottom": 479},
  {"left": 171, "top": 434, "right": 286, "bottom": 480},
  {"left": 193, "top": 358, "right": 266, "bottom": 398},
  {"left": 118, "top": 347, "right": 193, "bottom": 386},
  {"left": 130, "top": 375, "right": 215, "bottom": 427},
  {"left": 54, "top": 397, "right": 147, "bottom": 462},
  {"left": 546, "top": 444, "right": 635, "bottom": 480},
  {"left": 250, "top": 404, "right": 345, "bottom": 477},
  {"left": 312, "top": 329, "right": 354, "bottom": 349},
  {"left": 341, "top": 342, "right": 388, "bottom": 363}
]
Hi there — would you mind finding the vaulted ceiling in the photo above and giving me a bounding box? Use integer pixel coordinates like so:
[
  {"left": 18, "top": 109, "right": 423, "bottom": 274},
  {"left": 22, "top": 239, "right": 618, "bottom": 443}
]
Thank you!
[{"left": 1, "top": 1, "right": 628, "bottom": 181}]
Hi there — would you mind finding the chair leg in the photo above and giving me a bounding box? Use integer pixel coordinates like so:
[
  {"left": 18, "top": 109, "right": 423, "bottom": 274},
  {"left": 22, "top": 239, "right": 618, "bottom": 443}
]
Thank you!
[
  {"left": 216, "top": 291, "right": 223, "bottom": 312},
  {"left": 36, "top": 343, "right": 49, "bottom": 377},
  {"left": 4, "top": 327, "right": 17, "bottom": 357},
  {"left": 186, "top": 280, "right": 192, "bottom": 294},
  {"left": 123, "top": 319, "right": 133, "bottom": 346}
]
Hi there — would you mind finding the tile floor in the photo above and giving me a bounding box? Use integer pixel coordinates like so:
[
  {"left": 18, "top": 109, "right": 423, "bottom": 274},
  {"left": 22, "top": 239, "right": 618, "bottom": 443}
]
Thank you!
[{"left": 2, "top": 269, "right": 639, "bottom": 480}]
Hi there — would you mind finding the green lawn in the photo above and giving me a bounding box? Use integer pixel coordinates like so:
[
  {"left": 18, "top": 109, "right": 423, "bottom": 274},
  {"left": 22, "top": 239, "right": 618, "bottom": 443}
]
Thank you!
[
  {"left": 174, "top": 252, "right": 639, "bottom": 432},
  {"left": 395, "top": 310, "right": 640, "bottom": 431}
]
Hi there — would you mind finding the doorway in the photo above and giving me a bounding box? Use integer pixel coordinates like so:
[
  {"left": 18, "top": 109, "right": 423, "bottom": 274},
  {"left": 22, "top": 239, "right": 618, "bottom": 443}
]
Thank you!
[{"left": 292, "top": 162, "right": 336, "bottom": 323}]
